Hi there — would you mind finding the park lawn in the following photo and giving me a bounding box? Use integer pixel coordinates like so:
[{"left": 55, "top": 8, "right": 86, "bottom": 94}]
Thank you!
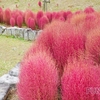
[{"left": 0, "top": 35, "right": 32, "bottom": 76}]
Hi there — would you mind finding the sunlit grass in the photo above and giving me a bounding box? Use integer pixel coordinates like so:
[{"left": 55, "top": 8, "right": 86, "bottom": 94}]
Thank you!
[
  {"left": 0, "top": 0, "right": 100, "bottom": 12},
  {"left": 0, "top": 35, "right": 32, "bottom": 76}
]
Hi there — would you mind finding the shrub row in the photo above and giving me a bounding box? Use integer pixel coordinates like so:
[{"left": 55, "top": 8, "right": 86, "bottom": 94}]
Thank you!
[
  {"left": 17, "top": 7, "right": 100, "bottom": 100},
  {"left": 0, "top": 6, "right": 99, "bottom": 30}
]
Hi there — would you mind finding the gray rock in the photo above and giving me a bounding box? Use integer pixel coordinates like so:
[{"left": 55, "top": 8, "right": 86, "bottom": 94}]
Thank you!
[
  {"left": 9, "top": 63, "right": 20, "bottom": 77},
  {"left": 24, "top": 28, "right": 30, "bottom": 40},
  {"left": 0, "top": 25, "right": 42, "bottom": 41},
  {"left": 14, "top": 29, "right": 20, "bottom": 38},
  {"left": 11, "top": 27, "right": 18, "bottom": 37},
  {"left": 0, "top": 26, "right": 6, "bottom": 35},
  {"left": 2, "top": 29, "right": 7, "bottom": 36},
  {"left": 35, "top": 30, "right": 42, "bottom": 39},
  {"left": 0, "top": 83, "right": 10, "bottom": 100},
  {"left": 18, "top": 28, "right": 25, "bottom": 38},
  {"left": 28, "top": 29, "right": 36, "bottom": 41},
  {"left": 0, "top": 74, "right": 19, "bottom": 84},
  {"left": 24, "top": 29, "right": 41, "bottom": 41},
  {"left": 10, "top": 27, "right": 24, "bottom": 38},
  {"left": 0, "top": 62, "right": 20, "bottom": 99},
  {"left": 6, "top": 28, "right": 12, "bottom": 36}
]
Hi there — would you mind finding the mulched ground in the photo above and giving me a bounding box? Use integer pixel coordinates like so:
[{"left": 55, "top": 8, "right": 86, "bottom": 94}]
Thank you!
[{"left": 7, "top": 87, "right": 18, "bottom": 100}]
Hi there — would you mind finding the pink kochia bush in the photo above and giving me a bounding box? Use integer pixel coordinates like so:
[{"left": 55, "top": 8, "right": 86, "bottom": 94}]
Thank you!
[
  {"left": 84, "top": 13, "right": 100, "bottom": 32},
  {"left": 25, "top": 10, "right": 35, "bottom": 26},
  {"left": 70, "top": 13, "right": 86, "bottom": 34},
  {"left": 3, "top": 8, "right": 11, "bottom": 24},
  {"left": 11, "top": 10, "right": 24, "bottom": 25},
  {"left": 86, "top": 28, "right": 100, "bottom": 64},
  {"left": 38, "top": 1, "right": 42, "bottom": 7},
  {"left": 27, "top": 17, "right": 35, "bottom": 30},
  {"left": 17, "top": 7, "right": 100, "bottom": 100},
  {"left": 45, "top": 12, "right": 52, "bottom": 22},
  {"left": 0, "top": 7, "right": 3, "bottom": 23},
  {"left": 11, "top": 10, "right": 20, "bottom": 25},
  {"left": 36, "top": 11, "right": 43, "bottom": 27},
  {"left": 10, "top": 17, "right": 15, "bottom": 27},
  {"left": 52, "top": 11, "right": 66, "bottom": 21},
  {"left": 52, "top": 12, "right": 61, "bottom": 20},
  {"left": 84, "top": 6, "right": 95, "bottom": 13},
  {"left": 39, "top": 15, "right": 49, "bottom": 29},
  {"left": 59, "top": 16, "right": 65, "bottom": 21},
  {"left": 61, "top": 60, "right": 100, "bottom": 100},
  {"left": 36, "top": 21, "right": 86, "bottom": 77},
  {"left": 62, "top": 11, "right": 73, "bottom": 21},
  {"left": 17, "top": 51, "right": 58, "bottom": 100},
  {"left": 17, "top": 15, "right": 23, "bottom": 27}
]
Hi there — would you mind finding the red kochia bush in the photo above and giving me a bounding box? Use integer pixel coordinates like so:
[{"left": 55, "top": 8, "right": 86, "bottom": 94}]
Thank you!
[
  {"left": 52, "top": 12, "right": 62, "bottom": 20},
  {"left": 25, "top": 10, "right": 35, "bottom": 26},
  {"left": 62, "top": 11, "right": 73, "bottom": 21},
  {"left": 84, "top": 6, "right": 95, "bottom": 13},
  {"left": 39, "top": 15, "right": 49, "bottom": 29},
  {"left": 17, "top": 15, "right": 23, "bottom": 27},
  {"left": 11, "top": 10, "right": 19, "bottom": 25},
  {"left": 84, "top": 13, "right": 100, "bottom": 32},
  {"left": 86, "top": 28, "right": 100, "bottom": 64},
  {"left": 10, "top": 17, "right": 15, "bottom": 27},
  {"left": 61, "top": 60, "right": 100, "bottom": 100},
  {"left": 3, "top": 8, "right": 11, "bottom": 24},
  {"left": 52, "top": 11, "right": 66, "bottom": 21},
  {"left": 11, "top": 10, "right": 24, "bottom": 25},
  {"left": 0, "top": 7, "right": 3, "bottom": 23},
  {"left": 70, "top": 13, "right": 86, "bottom": 34},
  {"left": 17, "top": 51, "right": 58, "bottom": 100},
  {"left": 36, "top": 10, "right": 43, "bottom": 27},
  {"left": 75, "top": 10, "right": 83, "bottom": 14},
  {"left": 59, "top": 16, "right": 65, "bottom": 21},
  {"left": 27, "top": 17, "right": 35, "bottom": 30},
  {"left": 38, "top": 1, "right": 42, "bottom": 7},
  {"left": 45, "top": 11, "right": 52, "bottom": 22},
  {"left": 23, "top": 41, "right": 51, "bottom": 61},
  {"left": 36, "top": 21, "right": 86, "bottom": 77},
  {"left": 70, "top": 13, "right": 86, "bottom": 26}
]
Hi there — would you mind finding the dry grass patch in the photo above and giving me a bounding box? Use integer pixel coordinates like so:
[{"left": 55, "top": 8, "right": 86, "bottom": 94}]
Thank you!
[
  {"left": 0, "top": 35, "right": 32, "bottom": 76},
  {"left": 0, "top": 0, "right": 100, "bottom": 12}
]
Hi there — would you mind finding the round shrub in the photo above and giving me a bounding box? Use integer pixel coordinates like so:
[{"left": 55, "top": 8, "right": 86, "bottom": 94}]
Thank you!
[
  {"left": 25, "top": 10, "right": 35, "bottom": 26},
  {"left": 45, "top": 11, "right": 52, "bottom": 22},
  {"left": 84, "top": 13, "right": 99, "bottom": 32},
  {"left": 39, "top": 15, "right": 49, "bottom": 29},
  {"left": 86, "top": 28, "right": 100, "bottom": 64},
  {"left": 36, "top": 11, "right": 44, "bottom": 27},
  {"left": 84, "top": 6, "right": 95, "bottom": 13},
  {"left": 17, "top": 51, "right": 58, "bottom": 100},
  {"left": 17, "top": 15, "right": 23, "bottom": 28},
  {"left": 63, "top": 11, "right": 73, "bottom": 21},
  {"left": 3, "top": 8, "right": 11, "bottom": 25},
  {"left": 0, "top": 7, "right": 3, "bottom": 23},
  {"left": 10, "top": 17, "right": 15, "bottom": 27},
  {"left": 36, "top": 21, "right": 86, "bottom": 77},
  {"left": 61, "top": 60, "right": 100, "bottom": 100},
  {"left": 27, "top": 17, "right": 35, "bottom": 30},
  {"left": 38, "top": 1, "right": 42, "bottom": 7}
]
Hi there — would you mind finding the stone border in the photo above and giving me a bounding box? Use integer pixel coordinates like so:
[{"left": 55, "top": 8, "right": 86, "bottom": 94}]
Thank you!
[
  {"left": 0, "top": 27, "right": 43, "bottom": 99},
  {"left": 0, "top": 63, "right": 20, "bottom": 100},
  {"left": 0, "top": 26, "right": 42, "bottom": 41}
]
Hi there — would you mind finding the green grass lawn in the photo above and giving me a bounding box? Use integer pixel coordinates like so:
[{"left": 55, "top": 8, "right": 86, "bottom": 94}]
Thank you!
[{"left": 0, "top": 35, "right": 32, "bottom": 76}]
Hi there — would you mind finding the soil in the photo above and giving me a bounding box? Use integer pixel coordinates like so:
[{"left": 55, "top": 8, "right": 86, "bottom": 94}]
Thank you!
[{"left": 6, "top": 87, "right": 18, "bottom": 100}]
